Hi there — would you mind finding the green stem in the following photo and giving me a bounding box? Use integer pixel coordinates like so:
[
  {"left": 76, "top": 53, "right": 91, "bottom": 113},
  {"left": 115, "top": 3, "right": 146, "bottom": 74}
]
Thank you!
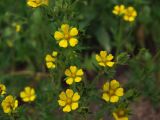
[{"left": 115, "top": 20, "right": 123, "bottom": 56}]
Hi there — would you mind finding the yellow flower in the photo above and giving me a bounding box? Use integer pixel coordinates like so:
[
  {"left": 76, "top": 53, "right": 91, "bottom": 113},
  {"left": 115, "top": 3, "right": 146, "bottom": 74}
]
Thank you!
[
  {"left": 58, "top": 89, "right": 80, "bottom": 112},
  {"left": 15, "top": 24, "right": 21, "bottom": 32},
  {"left": 123, "top": 6, "right": 137, "bottom": 22},
  {"left": 20, "top": 86, "right": 36, "bottom": 102},
  {"left": 96, "top": 51, "right": 115, "bottom": 67},
  {"left": 65, "top": 66, "right": 84, "bottom": 85},
  {"left": 112, "top": 5, "right": 126, "bottom": 15},
  {"left": 113, "top": 109, "right": 128, "bottom": 120},
  {"left": 45, "top": 51, "right": 58, "bottom": 69},
  {"left": 1, "top": 95, "right": 18, "bottom": 114},
  {"left": 0, "top": 84, "right": 6, "bottom": 96},
  {"left": 12, "top": 23, "right": 21, "bottom": 32},
  {"left": 27, "top": 0, "right": 48, "bottom": 8},
  {"left": 102, "top": 80, "right": 124, "bottom": 103},
  {"left": 54, "top": 24, "right": 79, "bottom": 48}
]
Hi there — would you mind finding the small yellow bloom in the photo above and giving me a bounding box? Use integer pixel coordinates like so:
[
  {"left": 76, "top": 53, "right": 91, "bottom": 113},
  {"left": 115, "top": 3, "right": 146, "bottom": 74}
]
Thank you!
[
  {"left": 112, "top": 5, "right": 126, "bottom": 15},
  {"left": 123, "top": 6, "right": 137, "bottom": 22},
  {"left": 27, "top": 0, "right": 48, "bottom": 8},
  {"left": 102, "top": 80, "right": 124, "bottom": 103},
  {"left": 58, "top": 89, "right": 80, "bottom": 112},
  {"left": 0, "top": 84, "right": 6, "bottom": 96},
  {"left": 20, "top": 86, "right": 36, "bottom": 102},
  {"left": 12, "top": 23, "right": 21, "bottom": 32},
  {"left": 45, "top": 51, "right": 58, "bottom": 69},
  {"left": 54, "top": 24, "right": 79, "bottom": 48},
  {"left": 1, "top": 95, "right": 18, "bottom": 114},
  {"left": 65, "top": 66, "right": 84, "bottom": 85},
  {"left": 96, "top": 51, "right": 115, "bottom": 67},
  {"left": 15, "top": 24, "right": 21, "bottom": 32},
  {"left": 113, "top": 109, "right": 128, "bottom": 120}
]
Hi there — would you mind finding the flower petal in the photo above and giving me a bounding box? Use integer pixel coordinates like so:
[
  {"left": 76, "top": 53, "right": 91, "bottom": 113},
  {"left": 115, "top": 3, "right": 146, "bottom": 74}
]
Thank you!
[
  {"left": 70, "top": 28, "right": 78, "bottom": 37},
  {"left": 54, "top": 31, "right": 64, "bottom": 40},
  {"left": 99, "top": 62, "right": 105, "bottom": 67},
  {"left": 75, "top": 77, "right": 82, "bottom": 82},
  {"left": 110, "top": 80, "right": 120, "bottom": 89},
  {"left": 70, "top": 66, "right": 77, "bottom": 74},
  {"left": 106, "top": 54, "right": 114, "bottom": 60},
  {"left": 102, "top": 93, "right": 109, "bottom": 102},
  {"left": 103, "top": 82, "right": 109, "bottom": 91},
  {"left": 59, "top": 39, "right": 68, "bottom": 48},
  {"left": 72, "top": 93, "right": 80, "bottom": 101},
  {"left": 106, "top": 62, "right": 115, "bottom": 67},
  {"left": 65, "top": 69, "right": 72, "bottom": 77},
  {"left": 66, "top": 78, "right": 74, "bottom": 85},
  {"left": 115, "top": 88, "right": 124, "bottom": 96},
  {"left": 76, "top": 69, "right": 83, "bottom": 76},
  {"left": 46, "top": 62, "right": 55, "bottom": 69},
  {"left": 66, "top": 89, "right": 74, "bottom": 98},
  {"left": 96, "top": 55, "right": 102, "bottom": 62},
  {"left": 59, "top": 92, "right": 67, "bottom": 101},
  {"left": 63, "top": 105, "right": 71, "bottom": 112},
  {"left": 71, "top": 102, "right": 79, "bottom": 110},
  {"left": 20, "top": 92, "right": 26, "bottom": 98},
  {"left": 110, "top": 96, "right": 119, "bottom": 103},
  {"left": 30, "top": 95, "right": 36, "bottom": 101},
  {"left": 61, "top": 24, "right": 69, "bottom": 33},
  {"left": 58, "top": 100, "right": 66, "bottom": 106},
  {"left": 45, "top": 55, "right": 54, "bottom": 62},
  {"left": 100, "top": 51, "right": 107, "bottom": 58},
  {"left": 69, "top": 38, "right": 78, "bottom": 47}
]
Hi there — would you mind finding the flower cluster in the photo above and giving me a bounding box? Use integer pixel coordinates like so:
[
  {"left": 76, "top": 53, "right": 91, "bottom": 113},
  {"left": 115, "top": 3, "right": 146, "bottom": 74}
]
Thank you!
[
  {"left": 54, "top": 24, "right": 79, "bottom": 48},
  {"left": 102, "top": 80, "right": 124, "bottom": 103},
  {"left": 45, "top": 51, "right": 58, "bottom": 69},
  {"left": 96, "top": 51, "right": 115, "bottom": 67},
  {"left": 0, "top": 84, "right": 36, "bottom": 114},
  {"left": 113, "top": 5, "right": 137, "bottom": 22},
  {"left": 27, "top": 0, "right": 48, "bottom": 8},
  {"left": 58, "top": 66, "right": 83, "bottom": 112}
]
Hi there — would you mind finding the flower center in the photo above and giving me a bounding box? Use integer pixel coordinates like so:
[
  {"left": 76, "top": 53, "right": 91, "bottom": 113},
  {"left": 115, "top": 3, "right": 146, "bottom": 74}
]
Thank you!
[
  {"left": 64, "top": 34, "right": 70, "bottom": 40},
  {"left": 118, "top": 110, "right": 125, "bottom": 117},
  {"left": 107, "top": 89, "right": 115, "bottom": 96},
  {"left": 71, "top": 73, "right": 76, "bottom": 78},
  {"left": 66, "top": 98, "right": 72, "bottom": 105}
]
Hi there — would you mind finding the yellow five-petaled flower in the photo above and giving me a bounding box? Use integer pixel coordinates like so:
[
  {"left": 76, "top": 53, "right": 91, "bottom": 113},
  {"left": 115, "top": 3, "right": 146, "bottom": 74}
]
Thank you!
[
  {"left": 1, "top": 95, "right": 18, "bottom": 114},
  {"left": 58, "top": 89, "right": 80, "bottom": 112},
  {"left": 0, "top": 84, "right": 6, "bottom": 96},
  {"left": 96, "top": 51, "right": 115, "bottom": 67},
  {"left": 123, "top": 6, "right": 137, "bottom": 22},
  {"left": 54, "top": 24, "right": 79, "bottom": 48},
  {"left": 102, "top": 80, "right": 124, "bottom": 103},
  {"left": 65, "top": 66, "right": 84, "bottom": 85},
  {"left": 113, "top": 109, "right": 129, "bottom": 120},
  {"left": 27, "top": 0, "right": 48, "bottom": 8},
  {"left": 20, "top": 86, "right": 36, "bottom": 102},
  {"left": 45, "top": 51, "right": 58, "bottom": 69},
  {"left": 112, "top": 5, "right": 126, "bottom": 16}
]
